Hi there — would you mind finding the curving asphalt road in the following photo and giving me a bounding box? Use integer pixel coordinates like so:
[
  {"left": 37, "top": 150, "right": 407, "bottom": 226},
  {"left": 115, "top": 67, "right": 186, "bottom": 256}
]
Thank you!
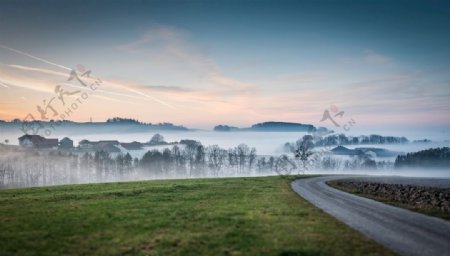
[{"left": 291, "top": 176, "right": 450, "bottom": 256}]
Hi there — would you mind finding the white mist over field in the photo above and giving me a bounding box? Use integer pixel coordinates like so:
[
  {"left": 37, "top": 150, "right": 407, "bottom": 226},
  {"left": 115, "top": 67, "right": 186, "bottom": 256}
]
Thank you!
[
  {"left": 3, "top": 130, "right": 307, "bottom": 155},
  {"left": 1, "top": 128, "right": 449, "bottom": 188},
  {"left": 3, "top": 130, "right": 450, "bottom": 156}
]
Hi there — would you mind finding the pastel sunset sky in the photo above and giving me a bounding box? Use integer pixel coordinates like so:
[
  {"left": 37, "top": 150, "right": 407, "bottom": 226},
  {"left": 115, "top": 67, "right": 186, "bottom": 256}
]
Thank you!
[{"left": 0, "top": 0, "right": 449, "bottom": 131}]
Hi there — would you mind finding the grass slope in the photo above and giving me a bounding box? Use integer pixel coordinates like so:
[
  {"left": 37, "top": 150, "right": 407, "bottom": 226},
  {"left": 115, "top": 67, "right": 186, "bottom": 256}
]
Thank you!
[{"left": 0, "top": 176, "right": 393, "bottom": 256}]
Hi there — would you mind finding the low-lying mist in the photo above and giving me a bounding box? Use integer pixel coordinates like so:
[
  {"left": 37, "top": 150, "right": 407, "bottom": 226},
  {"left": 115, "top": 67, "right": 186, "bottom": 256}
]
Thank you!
[
  {"left": 3, "top": 129, "right": 449, "bottom": 156},
  {"left": 1, "top": 139, "right": 448, "bottom": 189}
]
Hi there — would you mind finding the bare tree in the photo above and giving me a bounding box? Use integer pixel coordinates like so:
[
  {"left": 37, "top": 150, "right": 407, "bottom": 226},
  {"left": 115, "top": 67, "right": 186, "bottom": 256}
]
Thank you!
[
  {"left": 206, "top": 145, "right": 226, "bottom": 176},
  {"left": 236, "top": 144, "right": 250, "bottom": 174},
  {"left": 273, "top": 155, "right": 296, "bottom": 176},
  {"left": 171, "top": 145, "right": 186, "bottom": 176},
  {"left": 294, "top": 135, "right": 315, "bottom": 174},
  {"left": 248, "top": 147, "right": 257, "bottom": 172},
  {"left": 148, "top": 133, "right": 165, "bottom": 145}
]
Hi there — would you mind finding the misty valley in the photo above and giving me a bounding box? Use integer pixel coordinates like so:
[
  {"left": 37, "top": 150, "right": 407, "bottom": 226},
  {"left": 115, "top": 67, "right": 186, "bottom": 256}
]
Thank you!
[
  {"left": 1, "top": 120, "right": 449, "bottom": 188},
  {"left": 2, "top": 1, "right": 450, "bottom": 255}
]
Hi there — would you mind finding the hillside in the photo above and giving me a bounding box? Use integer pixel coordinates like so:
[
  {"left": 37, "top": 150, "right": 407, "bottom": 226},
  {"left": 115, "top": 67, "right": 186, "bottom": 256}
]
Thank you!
[
  {"left": 0, "top": 176, "right": 392, "bottom": 255},
  {"left": 214, "top": 122, "right": 325, "bottom": 132}
]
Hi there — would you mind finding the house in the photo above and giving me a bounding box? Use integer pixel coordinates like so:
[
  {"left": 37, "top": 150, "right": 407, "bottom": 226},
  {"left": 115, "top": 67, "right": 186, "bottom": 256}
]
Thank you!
[
  {"left": 79, "top": 139, "right": 93, "bottom": 149},
  {"left": 120, "top": 141, "right": 143, "bottom": 150},
  {"left": 59, "top": 137, "right": 74, "bottom": 149},
  {"left": 99, "top": 144, "right": 121, "bottom": 153},
  {"left": 18, "top": 135, "right": 59, "bottom": 148},
  {"left": 96, "top": 140, "right": 119, "bottom": 148},
  {"left": 78, "top": 140, "right": 121, "bottom": 153},
  {"left": 79, "top": 140, "right": 119, "bottom": 148}
]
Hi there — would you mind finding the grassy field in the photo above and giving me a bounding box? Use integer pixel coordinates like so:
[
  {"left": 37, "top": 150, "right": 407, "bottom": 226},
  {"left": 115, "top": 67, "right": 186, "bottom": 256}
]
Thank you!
[
  {"left": 329, "top": 181, "right": 450, "bottom": 221},
  {"left": 0, "top": 176, "right": 393, "bottom": 256}
]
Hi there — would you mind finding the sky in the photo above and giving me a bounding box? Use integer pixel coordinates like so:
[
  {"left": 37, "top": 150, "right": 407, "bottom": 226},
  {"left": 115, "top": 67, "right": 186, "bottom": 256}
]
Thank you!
[{"left": 0, "top": 0, "right": 449, "bottom": 132}]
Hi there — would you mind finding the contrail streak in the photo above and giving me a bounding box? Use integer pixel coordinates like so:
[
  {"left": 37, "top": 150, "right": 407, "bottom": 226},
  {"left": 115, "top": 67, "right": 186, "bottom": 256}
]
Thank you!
[
  {"left": 123, "top": 87, "right": 177, "bottom": 109},
  {"left": 0, "top": 44, "right": 71, "bottom": 71},
  {"left": 0, "top": 81, "right": 10, "bottom": 88},
  {"left": 0, "top": 44, "right": 177, "bottom": 109}
]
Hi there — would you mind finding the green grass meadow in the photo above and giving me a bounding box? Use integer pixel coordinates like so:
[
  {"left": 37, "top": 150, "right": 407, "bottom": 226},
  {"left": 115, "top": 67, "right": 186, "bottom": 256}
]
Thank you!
[{"left": 0, "top": 176, "right": 393, "bottom": 255}]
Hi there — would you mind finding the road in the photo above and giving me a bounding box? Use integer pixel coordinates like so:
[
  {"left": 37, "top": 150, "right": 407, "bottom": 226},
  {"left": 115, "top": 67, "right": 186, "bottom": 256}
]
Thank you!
[{"left": 291, "top": 176, "right": 450, "bottom": 256}]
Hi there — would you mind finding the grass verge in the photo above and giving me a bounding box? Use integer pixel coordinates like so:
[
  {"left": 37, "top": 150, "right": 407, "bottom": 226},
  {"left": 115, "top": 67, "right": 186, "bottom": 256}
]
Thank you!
[{"left": 0, "top": 176, "right": 393, "bottom": 255}]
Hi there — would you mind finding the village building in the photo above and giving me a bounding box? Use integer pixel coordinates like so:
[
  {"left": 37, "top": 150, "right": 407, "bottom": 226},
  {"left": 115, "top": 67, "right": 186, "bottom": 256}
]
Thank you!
[
  {"left": 59, "top": 137, "right": 74, "bottom": 149},
  {"left": 78, "top": 140, "right": 121, "bottom": 153},
  {"left": 18, "top": 135, "right": 59, "bottom": 149},
  {"left": 119, "top": 141, "right": 143, "bottom": 150}
]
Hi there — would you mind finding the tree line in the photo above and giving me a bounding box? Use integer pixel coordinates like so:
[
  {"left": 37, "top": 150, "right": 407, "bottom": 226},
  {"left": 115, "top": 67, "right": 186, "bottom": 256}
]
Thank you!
[
  {"left": 0, "top": 141, "right": 302, "bottom": 188},
  {"left": 285, "top": 134, "right": 409, "bottom": 150},
  {"left": 0, "top": 135, "right": 401, "bottom": 188},
  {"left": 395, "top": 147, "right": 450, "bottom": 169}
]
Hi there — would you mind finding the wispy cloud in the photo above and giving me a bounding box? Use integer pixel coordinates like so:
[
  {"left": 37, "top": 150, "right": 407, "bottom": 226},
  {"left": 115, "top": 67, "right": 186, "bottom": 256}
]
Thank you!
[
  {"left": 364, "top": 49, "right": 392, "bottom": 64},
  {"left": 2, "top": 61, "right": 178, "bottom": 110},
  {"left": 0, "top": 44, "right": 178, "bottom": 110},
  {"left": 116, "top": 26, "right": 257, "bottom": 95},
  {"left": 0, "top": 65, "right": 55, "bottom": 93},
  {"left": 1, "top": 31, "right": 448, "bottom": 128},
  {"left": 135, "top": 84, "right": 193, "bottom": 92}
]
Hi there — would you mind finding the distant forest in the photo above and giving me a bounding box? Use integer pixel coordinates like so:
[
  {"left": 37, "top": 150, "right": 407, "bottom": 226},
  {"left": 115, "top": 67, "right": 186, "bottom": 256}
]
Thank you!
[
  {"left": 0, "top": 117, "right": 189, "bottom": 133},
  {"left": 395, "top": 147, "right": 450, "bottom": 169},
  {"left": 213, "top": 122, "right": 322, "bottom": 132},
  {"left": 285, "top": 134, "right": 408, "bottom": 151}
]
